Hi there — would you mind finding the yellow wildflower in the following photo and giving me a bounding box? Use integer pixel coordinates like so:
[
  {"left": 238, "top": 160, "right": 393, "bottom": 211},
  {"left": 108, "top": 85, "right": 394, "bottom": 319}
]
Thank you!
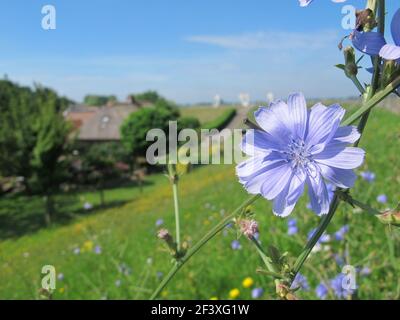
[
  {"left": 242, "top": 277, "right": 254, "bottom": 288},
  {"left": 82, "top": 240, "right": 94, "bottom": 252},
  {"left": 229, "top": 288, "right": 240, "bottom": 299}
]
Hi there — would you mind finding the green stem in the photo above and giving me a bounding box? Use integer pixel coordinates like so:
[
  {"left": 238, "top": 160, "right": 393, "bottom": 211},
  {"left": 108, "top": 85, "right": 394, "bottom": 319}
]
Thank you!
[
  {"left": 149, "top": 194, "right": 260, "bottom": 300},
  {"left": 337, "top": 190, "right": 381, "bottom": 215},
  {"left": 168, "top": 164, "right": 181, "bottom": 251},
  {"left": 172, "top": 182, "right": 181, "bottom": 251},
  {"left": 349, "top": 75, "right": 365, "bottom": 95},
  {"left": 291, "top": 0, "right": 388, "bottom": 284},
  {"left": 293, "top": 194, "right": 340, "bottom": 275},
  {"left": 251, "top": 237, "right": 279, "bottom": 274},
  {"left": 342, "top": 74, "right": 400, "bottom": 126}
]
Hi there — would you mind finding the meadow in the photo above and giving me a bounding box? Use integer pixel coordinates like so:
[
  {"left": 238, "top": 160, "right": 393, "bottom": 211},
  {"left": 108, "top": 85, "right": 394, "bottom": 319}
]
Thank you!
[{"left": 0, "top": 105, "right": 399, "bottom": 300}]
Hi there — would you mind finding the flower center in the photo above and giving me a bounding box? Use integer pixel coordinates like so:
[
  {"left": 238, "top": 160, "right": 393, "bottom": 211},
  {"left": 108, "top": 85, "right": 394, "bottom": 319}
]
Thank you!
[{"left": 284, "top": 138, "right": 312, "bottom": 170}]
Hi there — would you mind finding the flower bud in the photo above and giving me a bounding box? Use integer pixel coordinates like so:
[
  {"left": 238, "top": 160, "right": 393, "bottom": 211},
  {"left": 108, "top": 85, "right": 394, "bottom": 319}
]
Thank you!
[
  {"left": 376, "top": 208, "right": 400, "bottom": 227},
  {"left": 382, "top": 60, "right": 400, "bottom": 88},
  {"left": 343, "top": 47, "right": 358, "bottom": 78},
  {"left": 238, "top": 219, "right": 259, "bottom": 239},
  {"left": 157, "top": 228, "right": 173, "bottom": 242},
  {"left": 355, "top": 9, "right": 377, "bottom": 32}
]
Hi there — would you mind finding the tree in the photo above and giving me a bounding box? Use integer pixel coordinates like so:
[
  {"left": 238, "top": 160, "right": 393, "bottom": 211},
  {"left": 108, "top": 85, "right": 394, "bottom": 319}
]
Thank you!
[
  {"left": 121, "top": 107, "right": 178, "bottom": 162},
  {"left": 83, "top": 95, "right": 116, "bottom": 106},
  {"left": 133, "top": 90, "right": 161, "bottom": 104},
  {"left": 78, "top": 143, "right": 122, "bottom": 207},
  {"left": 0, "top": 80, "right": 71, "bottom": 225}
]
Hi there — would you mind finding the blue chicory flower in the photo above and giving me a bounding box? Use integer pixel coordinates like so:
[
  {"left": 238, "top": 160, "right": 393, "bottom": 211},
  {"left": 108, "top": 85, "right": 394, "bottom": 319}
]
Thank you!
[
  {"left": 360, "top": 266, "right": 372, "bottom": 276},
  {"left": 155, "top": 219, "right": 164, "bottom": 227},
  {"left": 94, "top": 245, "right": 102, "bottom": 254},
  {"left": 306, "top": 183, "right": 336, "bottom": 211},
  {"left": 377, "top": 194, "right": 387, "bottom": 204},
  {"left": 236, "top": 93, "right": 364, "bottom": 217},
  {"left": 334, "top": 253, "right": 345, "bottom": 267},
  {"left": 352, "top": 9, "right": 400, "bottom": 61},
  {"left": 290, "top": 273, "right": 310, "bottom": 291},
  {"left": 330, "top": 273, "right": 355, "bottom": 299},
  {"left": 335, "top": 225, "right": 349, "bottom": 241},
  {"left": 308, "top": 228, "right": 330, "bottom": 243},
  {"left": 251, "top": 288, "right": 264, "bottom": 299},
  {"left": 360, "top": 171, "right": 375, "bottom": 182},
  {"left": 315, "top": 283, "right": 328, "bottom": 299},
  {"left": 231, "top": 240, "right": 242, "bottom": 250},
  {"left": 287, "top": 218, "right": 298, "bottom": 235}
]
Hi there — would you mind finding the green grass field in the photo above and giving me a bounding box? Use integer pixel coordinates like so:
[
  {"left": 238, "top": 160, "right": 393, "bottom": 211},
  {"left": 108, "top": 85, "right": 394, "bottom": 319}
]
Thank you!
[
  {"left": 180, "top": 105, "right": 237, "bottom": 125},
  {"left": 0, "top": 106, "right": 399, "bottom": 300}
]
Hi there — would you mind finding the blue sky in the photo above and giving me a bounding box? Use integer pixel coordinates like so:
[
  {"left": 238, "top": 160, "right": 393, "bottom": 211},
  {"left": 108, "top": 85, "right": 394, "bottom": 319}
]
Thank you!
[{"left": 0, "top": 0, "right": 398, "bottom": 103}]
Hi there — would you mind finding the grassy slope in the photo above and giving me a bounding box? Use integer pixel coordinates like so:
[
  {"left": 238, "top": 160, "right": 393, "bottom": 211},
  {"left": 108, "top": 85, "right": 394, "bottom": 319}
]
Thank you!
[
  {"left": 0, "top": 107, "right": 399, "bottom": 300},
  {"left": 180, "top": 106, "right": 236, "bottom": 125}
]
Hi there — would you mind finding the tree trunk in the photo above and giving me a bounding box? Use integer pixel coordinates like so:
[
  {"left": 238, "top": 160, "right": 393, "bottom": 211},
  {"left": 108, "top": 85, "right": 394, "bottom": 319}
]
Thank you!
[
  {"left": 44, "top": 194, "right": 53, "bottom": 226},
  {"left": 99, "top": 189, "right": 105, "bottom": 207}
]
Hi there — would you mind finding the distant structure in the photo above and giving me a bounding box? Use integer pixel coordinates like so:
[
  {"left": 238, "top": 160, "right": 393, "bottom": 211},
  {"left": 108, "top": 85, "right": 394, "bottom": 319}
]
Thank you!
[
  {"left": 64, "top": 96, "right": 143, "bottom": 142},
  {"left": 213, "top": 94, "right": 221, "bottom": 108},
  {"left": 267, "top": 92, "right": 274, "bottom": 104},
  {"left": 239, "top": 93, "right": 250, "bottom": 108}
]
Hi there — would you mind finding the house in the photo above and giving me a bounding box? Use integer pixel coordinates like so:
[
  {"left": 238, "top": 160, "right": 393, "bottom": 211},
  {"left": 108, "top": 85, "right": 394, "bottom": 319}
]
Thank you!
[{"left": 64, "top": 99, "right": 142, "bottom": 142}]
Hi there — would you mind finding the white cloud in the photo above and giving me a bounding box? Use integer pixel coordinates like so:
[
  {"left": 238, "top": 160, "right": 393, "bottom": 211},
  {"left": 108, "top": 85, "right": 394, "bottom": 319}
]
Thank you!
[{"left": 185, "top": 30, "right": 339, "bottom": 50}]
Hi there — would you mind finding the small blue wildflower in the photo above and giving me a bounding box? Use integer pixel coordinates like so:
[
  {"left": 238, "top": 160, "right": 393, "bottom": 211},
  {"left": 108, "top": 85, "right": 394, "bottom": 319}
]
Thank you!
[
  {"left": 236, "top": 93, "right": 364, "bottom": 217},
  {"left": 156, "top": 271, "right": 164, "bottom": 279},
  {"left": 83, "top": 202, "right": 93, "bottom": 210},
  {"left": 290, "top": 273, "right": 310, "bottom": 291},
  {"left": 251, "top": 288, "right": 264, "bottom": 299},
  {"left": 155, "top": 219, "right": 164, "bottom": 227},
  {"left": 57, "top": 273, "right": 64, "bottom": 281},
  {"left": 308, "top": 228, "right": 330, "bottom": 243},
  {"left": 73, "top": 247, "right": 80, "bottom": 255},
  {"left": 287, "top": 218, "right": 298, "bottom": 235},
  {"left": 315, "top": 283, "right": 328, "bottom": 300},
  {"left": 115, "top": 279, "right": 122, "bottom": 287},
  {"left": 334, "top": 253, "right": 345, "bottom": 267},
  {"left": 94, "top": 245, "right": 102, "bottom": 254},
  {"left": 360, "top": 171, "right": 375, "bottom": 183},
  {"left": 231, "top": 240, "right": 242, "bottom": 250},
  {"left": 360, "top": 266, "right": 371, "bottom": 276},
  {"left": 330, "top": 274, "right": 355, "bottom": 299},
  {"left": 377, "top": 194, "right": 387, "bottom": 204},
  {"left": 335, "top": 225, "right": 349, "bottom": 241}
]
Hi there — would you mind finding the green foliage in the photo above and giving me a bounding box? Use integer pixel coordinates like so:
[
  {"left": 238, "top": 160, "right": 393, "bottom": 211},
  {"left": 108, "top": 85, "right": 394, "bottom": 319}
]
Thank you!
[
  {"left": 202, "top": 108, "right": 236, "bottom": 130},
  {"left": 132, "top": 90, "right": 161, "bottom": 104},
  {"left": 177, "top": 117, "right": 201, "bottom": 131},
  {"left": 77, "top": 143, "right": 125, "bottom": 187},
  {"left": 120, "top": 107, "right": 178, "bottom": 158},
  {"left": 0, "top": 80, "right": 70, "bottom": 195},
  {"left": 83, "top": 95, "right": 117, "bottom": 106}
]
